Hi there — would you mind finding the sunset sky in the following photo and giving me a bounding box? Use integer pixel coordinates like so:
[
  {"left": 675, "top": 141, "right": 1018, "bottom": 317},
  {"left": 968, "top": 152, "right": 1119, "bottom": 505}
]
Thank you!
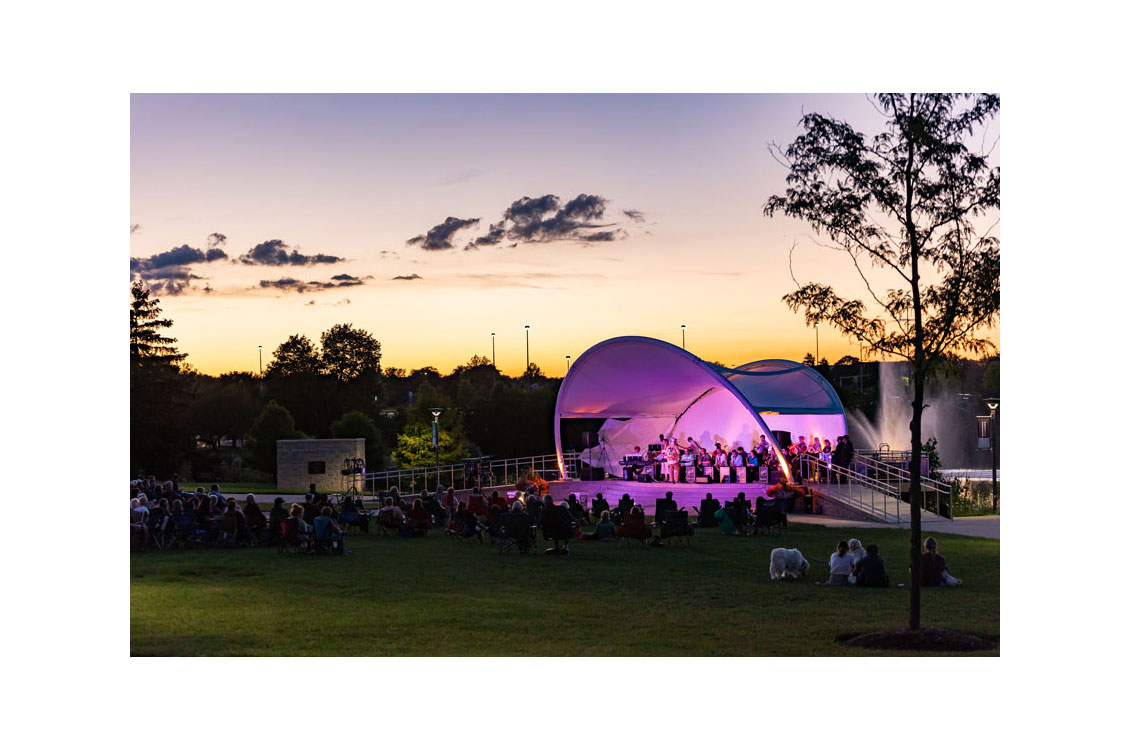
[{"left": 130, "top": 93, "right": 1000, "bottom": 377}]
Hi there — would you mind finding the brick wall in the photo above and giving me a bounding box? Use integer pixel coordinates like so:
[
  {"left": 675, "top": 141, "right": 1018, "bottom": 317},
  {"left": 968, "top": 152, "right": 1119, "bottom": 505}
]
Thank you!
[{"left": 276, "top": 439, "right": 365, "bottom": 493}]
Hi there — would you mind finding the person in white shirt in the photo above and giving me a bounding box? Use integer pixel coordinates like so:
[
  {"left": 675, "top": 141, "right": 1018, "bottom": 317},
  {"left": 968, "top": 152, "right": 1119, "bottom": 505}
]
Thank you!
[{"left": 827, "top": 540, "right": 853, "bottom": 585}]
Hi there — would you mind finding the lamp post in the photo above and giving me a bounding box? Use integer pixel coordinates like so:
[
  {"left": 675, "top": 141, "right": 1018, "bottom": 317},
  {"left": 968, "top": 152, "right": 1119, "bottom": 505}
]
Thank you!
[
  {"left": 431, "top": 408, "right": 443, "bottom": 490},
  {"left": 986, "top": 398, "right": 999, "bottom": 514},
  {"left": 258, "top": 345, "right": 262, "bottom": 376},
  {"left": 524, "top": 325, "right": 530, "bottom": 374},
  {"left": 681, "top": 324, "right": 686, "bottom": 350},
  {"left": 814, "top": 322, "right": 819, "bottom": 367},
  {"left": 491, "top": 332, "right": 496, "bottom": 368},
  {"left": 565, "top": 354, "right": 571, "bottom": 372}
]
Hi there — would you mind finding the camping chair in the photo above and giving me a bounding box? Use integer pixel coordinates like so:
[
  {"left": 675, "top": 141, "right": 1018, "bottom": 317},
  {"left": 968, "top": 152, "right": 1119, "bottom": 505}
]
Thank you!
[
  {"left": 612, "top": 496, "right": 634, "bottom": 524},
  {"left": 446, "top": 511, "right": 483, "bottom": 543},
  {"left": 498, "top": 512, "right": 535, "bottom": 554},
  {"left": 659, "top": 510, "right": 694, "bottom": 545},
  {"left": 618, "top": 510, "right": 652, "bottom": 546},
  {"left": 591, "top": 496, "right": 610, "bottom": 520},
  {"left": 148, "top": 507, "right": 173, "bottom": 550},
  {"left": 694, "top": 496, "right": 720, "bottom": 527},
  {"left": 752, "top": 497, "right": 786, "bottom": 535},
  {"left": 541, "top": 504, "right": 577, "bottom": 554},
  {"left": 653, "top": 497, "right": 677, "bottom": 528},
  {"left": 723, "top": 500, "right": 751, "bottom": 535},
  {"left": 279, "top": 517, "right": 311, "bottom": 554},
  {"left": 173, "top": 511, "right": 207, "bottom": 548}
]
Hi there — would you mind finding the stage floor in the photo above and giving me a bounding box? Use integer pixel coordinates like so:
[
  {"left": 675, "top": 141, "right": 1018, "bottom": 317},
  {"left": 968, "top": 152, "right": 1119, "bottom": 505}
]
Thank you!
[{"left": 547, "top": 478, "right": 770, "bottom": 514}]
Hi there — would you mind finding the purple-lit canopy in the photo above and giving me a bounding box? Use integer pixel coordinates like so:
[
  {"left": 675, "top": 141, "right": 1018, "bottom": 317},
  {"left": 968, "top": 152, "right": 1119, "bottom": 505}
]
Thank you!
[{"left": 554, "top": 336, "right": 848, "bottom": 480}]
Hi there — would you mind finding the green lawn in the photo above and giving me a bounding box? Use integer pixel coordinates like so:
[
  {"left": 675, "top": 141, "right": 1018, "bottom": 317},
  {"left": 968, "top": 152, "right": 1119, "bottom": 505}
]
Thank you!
[{"left": 130, "top": 523, "right": 998, "bottom": 656}]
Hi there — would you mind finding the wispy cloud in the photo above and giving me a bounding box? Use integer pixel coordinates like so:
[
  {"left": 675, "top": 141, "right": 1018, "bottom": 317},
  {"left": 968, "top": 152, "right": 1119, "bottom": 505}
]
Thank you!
[
  {"left": 257, "top": 273, "right": 368, "bottom": 293},
  {"left": 436, "top": 168, "right": 485, "bottom": 186},
  {"left": 130, "top": 223, "right": 141, "bottom": 234},
  {"left": 392, "top": 274, "right": 423, "bottom": 281}
]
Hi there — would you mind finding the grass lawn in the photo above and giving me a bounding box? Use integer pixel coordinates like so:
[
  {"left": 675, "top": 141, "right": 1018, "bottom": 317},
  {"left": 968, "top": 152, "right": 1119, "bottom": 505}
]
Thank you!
[{"left": 130, "top": 523, "right": 998, "bottom": 656}]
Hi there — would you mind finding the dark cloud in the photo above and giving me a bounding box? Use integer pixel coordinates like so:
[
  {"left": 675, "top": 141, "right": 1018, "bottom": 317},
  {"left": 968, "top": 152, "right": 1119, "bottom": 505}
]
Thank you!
[
  {"left": 131, "top": 244, "right": 228, "bottom": 273},
  {"left": 130, "top": 242, "right": 229, "bottom": 295},
  {"left": 406, "top": 216, "right": 480, "bottom": 251},
  {"left": 239, "top": 239, "right": 345, "bottom": 266},
  {"left": 130, "top": 223, "right": 141, "bottom": 234},
  {"left": 413, "top": 193, "right": 640, "bottom": 253},
  {"left": 379, "top": 250, "right": 400, "bottom": 259},
  {"left": 463, "top": 221, "right": 507, "bottom": 251},
  {"left": 392, "top": 274, "right": 423, "bottom": 281},
  {"left": 257, "top": 275, "right": 368, "bottom": 293},
  {"left": 207, "top": 232, "right": 227, "bottom": 248}
]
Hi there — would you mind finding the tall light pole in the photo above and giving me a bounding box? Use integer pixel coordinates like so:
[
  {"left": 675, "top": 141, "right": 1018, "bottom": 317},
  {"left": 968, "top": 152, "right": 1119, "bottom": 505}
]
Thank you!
[
  {"left": 986, "top": 398, "right": 999, "bottom": 514},
  {"left": 565, "top": 354, "right": 571, "bottom": 372},
  {"left": 491, "top": 332, "right": 496, "bottom": 368},
  {"left": 431, "top": 408, "right": 443, "bottom": 490},
  {"left": 258, "top": 345, "right": 262, "bottom": 376},
  {"left": 814, "top": 322, "right": 819, "bottom": 367},
  {"left": 524, "top": 325, "right": 530, "bottom": 374},
  {"left": 681, "top": 324, "right": 686, "bottom": 350}
]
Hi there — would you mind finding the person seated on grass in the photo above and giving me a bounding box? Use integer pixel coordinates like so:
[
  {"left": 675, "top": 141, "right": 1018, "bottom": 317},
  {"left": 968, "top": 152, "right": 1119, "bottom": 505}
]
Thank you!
[
  {"left": 921, "top": 537, "right": 962, "bottom": 586},
  {"left": 853, "top": 544, "right": 890, "bottom": 587},
  {"left": 581, "top": 510, "right": 618, "bottom": 541},
  {"left": 339, "top": 496, "right": 369, "bottom": 533},
  {"left": 244, "top": 495, "right": 266, "bottom": 541},
  {"left": 266, "top": 498, "right": 287, "bottom": 545},
  {"left": 713, "top": 503, "right": 738, "bottom": 535},
  {"left": 541, "top": 495, "right": 576, "bottom": 553},
  {"left": 847, "top": 538, "right": 865, "bottom": 567},
  {"left": 487, "top": 490, "right": 505, "bottom": 512},
  {"left": 618, "top": 505, "right": 652, "bottom": 543},
  {"left": 314, "top": 505, "right": 349, "bottom": 554},
  {"left": 377, "top": 497, "right": 405, "bottom": 532},
  {"left": 826, "top": 540, "right": 853, "bottom": 585},
  {"left": 407, "top": 498, "right": 432, "bottom": 536},
  {"left": 209, "top": 484, "right": 225, "bottom": 503}
]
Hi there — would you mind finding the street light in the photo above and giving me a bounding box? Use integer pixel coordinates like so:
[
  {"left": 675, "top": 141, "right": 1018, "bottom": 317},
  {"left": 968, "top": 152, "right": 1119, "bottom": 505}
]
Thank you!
[
  {"left": 491, "top": 332, "right": 496, "bottom": 368},
  {"left": 565, "top": 354, "right": 571, "bottom": 372},
  {"left": 985, "top": 398, "right": 999, "bottom": 514},
  {"left": 258, "top": 345, "right": 262, "bottom": 376},
  {"left": 431, "top": 408, "right": 443, "bottom": 490},
  {"left": 681, "top": 324, "right": 686, "bottom": 350},
  {"left": 814, "top": 323, "right": 819, "bottom": 367},
  {"left": 524, "top": 325, "right": 530, "bottom": 373}
]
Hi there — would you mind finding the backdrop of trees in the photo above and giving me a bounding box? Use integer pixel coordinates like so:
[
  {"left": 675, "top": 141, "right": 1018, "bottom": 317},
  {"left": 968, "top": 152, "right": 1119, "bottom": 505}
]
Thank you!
[{"left": 130, "top": 282, "right": 997, "bottom": 482}]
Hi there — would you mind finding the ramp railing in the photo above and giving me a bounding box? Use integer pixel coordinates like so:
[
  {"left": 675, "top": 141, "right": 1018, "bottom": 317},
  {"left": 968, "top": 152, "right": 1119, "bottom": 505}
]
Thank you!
[
  {"left": 797, "top": 454, "right": 953, "bottom": 522},
  {"left": 355, "top": 451, "right": 580, "bottom": 496}
]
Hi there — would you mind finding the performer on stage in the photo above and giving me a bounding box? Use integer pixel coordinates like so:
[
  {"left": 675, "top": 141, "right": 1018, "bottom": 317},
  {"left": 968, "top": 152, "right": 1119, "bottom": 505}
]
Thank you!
[{"left": 663, "top": 439, "right": 681, "bottom": 484}]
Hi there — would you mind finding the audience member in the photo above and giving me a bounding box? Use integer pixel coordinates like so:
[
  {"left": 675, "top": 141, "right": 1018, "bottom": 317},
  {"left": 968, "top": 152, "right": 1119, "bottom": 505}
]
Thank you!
[
  {"left": 920, "top": 537, "right": 962, "bottom": 586},
  {"left": 853, "top": 544, "right": 890, "bottom": 587},
  {"left": 314, "top": 505, "right": 348, "bottom": 554},
  {"left": 827, "top": 540, "right": 853, "bottom": 585}
]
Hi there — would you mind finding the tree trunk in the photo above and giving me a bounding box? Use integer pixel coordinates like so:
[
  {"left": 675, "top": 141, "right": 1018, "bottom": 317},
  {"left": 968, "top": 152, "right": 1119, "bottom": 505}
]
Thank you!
[{"left": 908, "top": 368, "right": 925, "bottom": 630}]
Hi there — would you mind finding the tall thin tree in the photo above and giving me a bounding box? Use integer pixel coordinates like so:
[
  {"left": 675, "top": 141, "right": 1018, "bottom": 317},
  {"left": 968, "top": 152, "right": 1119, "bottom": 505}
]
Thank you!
[{"left": 765, "top": 94, "right": 1000, "bottom": 630}]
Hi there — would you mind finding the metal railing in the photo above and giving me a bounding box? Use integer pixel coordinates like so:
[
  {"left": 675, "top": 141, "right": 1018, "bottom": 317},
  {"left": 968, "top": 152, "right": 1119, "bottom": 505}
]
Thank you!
[
  {"left": 355, "top": 452, "right": 580, "bottom": 497},
  {"left": 797, "top": 454, "right": 952, "bottom": 523}
]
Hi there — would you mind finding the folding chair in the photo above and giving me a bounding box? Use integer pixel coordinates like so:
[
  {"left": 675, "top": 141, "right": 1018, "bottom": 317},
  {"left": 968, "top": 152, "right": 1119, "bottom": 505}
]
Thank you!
[
  {"left": 498, "top": 513, "right": 534, "bottom": 554},
  {"left": 659, "top": 510, "right": 694, "bottom": 545}
]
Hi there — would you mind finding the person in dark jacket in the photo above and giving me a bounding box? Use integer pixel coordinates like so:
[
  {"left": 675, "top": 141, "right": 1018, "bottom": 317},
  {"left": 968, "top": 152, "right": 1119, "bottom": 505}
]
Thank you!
[
  {"left": 920, "top": 537, "right": 962, "bottom": 586},
  {"left": 852, "top": 544, "right": 890, "bottom": 587}
]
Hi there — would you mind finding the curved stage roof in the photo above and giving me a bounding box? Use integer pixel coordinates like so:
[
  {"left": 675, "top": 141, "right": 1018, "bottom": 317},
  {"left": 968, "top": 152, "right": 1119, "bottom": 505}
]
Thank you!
[{"left": 553, "top": 336, "right": 847, "bottom": 481}]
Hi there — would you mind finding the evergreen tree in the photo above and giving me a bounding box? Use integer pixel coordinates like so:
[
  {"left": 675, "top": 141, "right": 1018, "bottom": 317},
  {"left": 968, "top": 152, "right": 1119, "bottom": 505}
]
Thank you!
[{"left": 130, "top": 281, "right": 193, "bottom": 476}]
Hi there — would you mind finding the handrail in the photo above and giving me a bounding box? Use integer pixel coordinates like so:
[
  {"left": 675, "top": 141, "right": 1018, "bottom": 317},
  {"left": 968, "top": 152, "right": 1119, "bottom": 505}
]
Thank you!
[
  {"left": 796, "top": 454, "right": 953, "bottom": 522},
  {"left": 354, "top": 452, "right": 581, "bottom": 497}
]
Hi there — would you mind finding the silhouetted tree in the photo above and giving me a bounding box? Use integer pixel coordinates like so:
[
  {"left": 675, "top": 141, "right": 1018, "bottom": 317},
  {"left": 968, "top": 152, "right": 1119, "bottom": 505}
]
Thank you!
[
  {"left": 321, "top": 323, "right": 381, "bottom": 381},
  {"left": 766, "top": 93, "right": 1000, "bottom": 631},
  {"left": 331, "top": 410, "right": 386, "bottom": 470},
  {"left": 266, "top": 334, "right": 320, "bottom": 377},
  {"left": 244, "top": 400, "right": 306, "bottom": 477},
  {"left": 130, "top": 281, "right": 194, "bottom": 476}
]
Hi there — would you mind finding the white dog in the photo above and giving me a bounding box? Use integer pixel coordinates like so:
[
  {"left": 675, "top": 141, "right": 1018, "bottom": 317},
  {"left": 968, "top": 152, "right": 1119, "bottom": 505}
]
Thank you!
[{"left": 769, "top": 548, "right": 810, "bottom": 580}]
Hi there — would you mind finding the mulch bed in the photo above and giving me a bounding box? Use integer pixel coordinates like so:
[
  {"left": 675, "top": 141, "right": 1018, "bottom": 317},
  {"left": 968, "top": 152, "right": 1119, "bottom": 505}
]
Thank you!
[{"left": 838, "top": 628, "right": 997, "bottom": 652}]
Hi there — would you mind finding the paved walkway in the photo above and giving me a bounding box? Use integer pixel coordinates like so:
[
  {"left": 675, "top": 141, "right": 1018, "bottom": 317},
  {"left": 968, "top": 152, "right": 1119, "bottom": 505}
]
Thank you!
[{"left": 789, "top": 514, "right": 999, "bottom": 539}]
